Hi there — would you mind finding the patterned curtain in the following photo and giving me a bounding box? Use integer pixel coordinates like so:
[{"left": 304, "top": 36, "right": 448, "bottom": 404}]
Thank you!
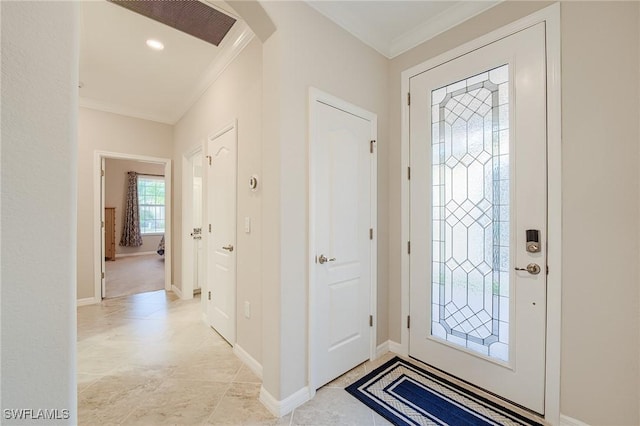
[{"left": 120, "top": 171, "right": 143, "bottom": 247}]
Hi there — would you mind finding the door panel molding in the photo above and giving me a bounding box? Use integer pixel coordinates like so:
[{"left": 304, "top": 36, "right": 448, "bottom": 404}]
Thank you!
[
  {"left": 399, "top": 4, "right": 561, "bottom": 423},
  {"left": 308, "top": 87, "right": 378, "bottom": 395}
]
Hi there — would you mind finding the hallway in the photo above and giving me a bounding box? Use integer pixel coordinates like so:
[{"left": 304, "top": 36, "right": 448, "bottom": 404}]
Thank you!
[{"left": 77, "top": 290, "right": 393, "bottom": 425}]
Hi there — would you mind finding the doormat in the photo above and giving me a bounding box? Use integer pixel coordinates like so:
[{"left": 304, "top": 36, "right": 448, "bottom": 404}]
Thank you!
[{"left": 345, "top": 357, "right": 542, "bottom": 426}]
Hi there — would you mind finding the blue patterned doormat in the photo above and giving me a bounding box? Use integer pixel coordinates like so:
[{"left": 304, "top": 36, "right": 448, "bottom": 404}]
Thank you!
[{"left": 345, "top": 357, "right": 542, "bottom": 426}]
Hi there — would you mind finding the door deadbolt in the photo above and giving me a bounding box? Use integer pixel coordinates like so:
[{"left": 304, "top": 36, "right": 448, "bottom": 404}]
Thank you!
[
  {"left": 515, "top": 263, "right": 541, "bottom": 275},
  {"left": 526, "top": 229, "right": 541, "bottom": 253}
]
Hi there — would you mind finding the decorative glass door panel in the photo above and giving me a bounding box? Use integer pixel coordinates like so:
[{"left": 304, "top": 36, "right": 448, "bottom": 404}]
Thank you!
[
  {"left": 408, "top": 23, "right": 547, "bottom": 413},
  {"left": 431, "top": 65, "right": 510, "bottom": 361}
]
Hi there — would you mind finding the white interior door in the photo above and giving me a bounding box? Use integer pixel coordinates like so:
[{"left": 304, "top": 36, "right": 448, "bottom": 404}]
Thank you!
[
  {"left": 192, "top": 153, "right": 204, "bottom": 291},
  {"left": 409, "top": 23, "right": 547, "bottom": 413},
  {"left": 100, "top": 157, "right": 106, "bottom": 298},
  {"left": 206, "top": 124, "right": 237, "bottom": 345},
  {"left": 311, "top": 93, "right": 376, "bottom": 389}
]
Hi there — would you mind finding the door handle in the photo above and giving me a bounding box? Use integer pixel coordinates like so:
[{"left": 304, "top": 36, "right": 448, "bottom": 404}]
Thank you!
[
  {"left": 222, "top": 245, "right": 234, "bottom": 252},
  {"left": 515, "top": 263, "right": 541, "bottom": 275},
  {"left": 318, "top": 254, "right": 336, "bottom": 264}
]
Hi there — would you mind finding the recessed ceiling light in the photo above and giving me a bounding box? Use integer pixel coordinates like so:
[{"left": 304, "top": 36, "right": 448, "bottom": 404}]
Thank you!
[{"left": 146, "top": 39, "right": 164, "bottom": 51}]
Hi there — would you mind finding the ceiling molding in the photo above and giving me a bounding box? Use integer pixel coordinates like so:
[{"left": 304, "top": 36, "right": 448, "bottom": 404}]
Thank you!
[
  {"left": 306, "top": 1, "right": 501, "bottom": 59},
  {"left": 388, "top": 1, "right": 501, "bottom": 58},
  {"left": 79, "top": 97, "right": 174, "bottom": 125},
  {"left": 306, "top": 1, "right": 391, "bottom": 58},
  {"left": 172, "top": 20, "right": 254, "bottom": 123},
  {"left": 80, "top": 20, "right": 254, "bottom": 125}
]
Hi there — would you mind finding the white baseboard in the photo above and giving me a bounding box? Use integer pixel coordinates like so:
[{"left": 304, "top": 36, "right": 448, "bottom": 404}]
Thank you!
[
  {"left": 233, "top": 344, "right": 263, "bottom": 379},
  {"left": 376, "top": 340, "right": 390, "bottom": 358},
  {"left": 259, "top": 385, "right": 310, "bottom": 418},
  {"left": 389, "top": 340, "right": 407, "bottom": 356},
  {"left": 171, "top": 284, "right": 183, "bottom": 299},
  {"left": 77, "top": 297, "right": 99, "bottom": 306},
  {"left": 115, "top": 251, "right": 157, "bottom": 258},
  {"left": 560, "top": 414, "right": 590, "bottom": 426}
]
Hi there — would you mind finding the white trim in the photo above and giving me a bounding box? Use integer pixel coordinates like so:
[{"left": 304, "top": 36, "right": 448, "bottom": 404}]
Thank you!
[
  {"left": 233, "top": 344, "right": 263, "bottom": 379},
  {"left": 94, "top": 151, "right": 172, "bottom": 302},
  {"left": 259, "top": 386, "right": 310, "bottom": 418},
  {"left": 560, "top": 415, "right": 590, "bottom": 426},
  {"left": 388, "top": 340, "right": 406, "bottom": 356},
  {"left": 79, "top": 23, "right": 255, "bottom": 125},
  {"left": 114, "top": 251, "right": 157, "bottom": 258},
  {"left": 171, "top": 284, "right": 183, "bottom": 299},
  {"left": 389, "top": 1, "right": 500, "bottom": 58},
  {"left": 399, "top": 4, "right": 561, "bottom": 424},
  {"left": 307, "top": 87, "right": 378, "bottom": 393},
  {"left": 181, "top": 143, "right": 205, "bottom": 301},
  {"left": 375, "top": 341, "right": 390, "bottom": 358},
  {"left": 76, "top": 297, "right": 99, "bottom": 306},
  {"left": 305, "top": 1, "right": 500, "bottom": 59}
]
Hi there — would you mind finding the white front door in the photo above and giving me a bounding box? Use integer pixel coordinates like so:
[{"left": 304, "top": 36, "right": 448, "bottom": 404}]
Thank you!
[
  {"left": 409, "top": 23, "right": 547, "bottom": 413},
  {"left": 206, "top": 124, "right": 237, "bottom": 345},
  {"left": 310, "top": 91, "right": 376, "bottom": 389}
]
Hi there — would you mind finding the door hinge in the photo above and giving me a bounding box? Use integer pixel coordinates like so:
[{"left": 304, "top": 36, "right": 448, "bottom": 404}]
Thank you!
[
  {"left": 407, "top": 241, "right": 411, "bottom": 254},
  {"left": 370, "top": 140, "right": 376, "bottom": 154},
  {"left": 101, "top": 272, "right": 105, "bottom": 279},
  {"left": 208, "top": 291, "right": 211, "bottom": 300},
  {"left": 407, "top": 92, "right": 411, "bottom": 106},
  {"left": 101, "top": 169, "right": 105, "bottom": 177},
  {"left": 407, "top": 166, "right": 411, "bottom": 180},
  {"left": 369, "top": 315, "right": 373, "bottom": 327},
  {"left": 209, "top": 224, "right": 212, "bottom": 233},
  {"left": 546, "top": 265, "right": 549, "bottom": 275},
  {"left": 101, "top": 221, "right": 104, "bottom": 228},
  {"left": 407, "top": 315, "right": 411, "bottom": 329},
  {"left": 369, "top": 228, "right": 373, "bottom": 240},
  {"left": 206, "top": 155, "right": 212, "bottom": 166}
]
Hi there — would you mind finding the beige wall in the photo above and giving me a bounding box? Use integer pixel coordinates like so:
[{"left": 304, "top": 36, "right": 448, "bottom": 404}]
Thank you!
[
  {"left": 560, "top": 3, "right": 639, "bottom": 424},
  {"left": 77, "top": 108, "right": 173, "bottom": 299},
  {"left": 173, "top": 38, "right": 264, "bottom": 362},
  {"left": 1, "top": 1, "right": 78, "bottom": 420},
  {"left": 104, "top": 159, "right": 165, "bottom": 255},
  {"left": 388, "top": 1, "right": 640, "bottom": 424},
  {"left": 259, "top": 1, "right": 390, "bottom": 400}
]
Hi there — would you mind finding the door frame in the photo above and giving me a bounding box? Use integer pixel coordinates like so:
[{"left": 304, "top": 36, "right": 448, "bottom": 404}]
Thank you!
[
  {"left": 399, "top": 4, "right": 561, "bottom": 423},
  {"left": 93, "top": 151, "right": 172, "bottom": 301},
  {"left": 204, "top": 120, "right": 238, "bottom": 343},
  {"left": 307, "top": 87, "right": 378, "bottom": 395},
  {"left": 181, "top": 143, "right": 205, "bottom": 300}
]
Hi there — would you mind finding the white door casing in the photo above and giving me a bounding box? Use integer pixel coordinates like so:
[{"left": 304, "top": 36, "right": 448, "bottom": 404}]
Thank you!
[
  {"left": 206, "top": 123, "right": 237, "bottom": 345},
  {"left": 93, "top": 151, "right": 172, "bottom": 302},
  {"left": 309, "top": 89, "right": 377, "bottom": 390},
  {"left": 409, "top": 23, "right": 546, "bottom": 413}
]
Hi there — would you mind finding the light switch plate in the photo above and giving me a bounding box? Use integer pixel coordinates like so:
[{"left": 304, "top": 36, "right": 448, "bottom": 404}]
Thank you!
[{"left": 244, "top": 217, "right": 251, "bottom": 233}]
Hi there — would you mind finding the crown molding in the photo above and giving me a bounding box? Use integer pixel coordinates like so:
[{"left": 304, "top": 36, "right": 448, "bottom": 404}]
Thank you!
[
  {"left": 80, "top": 20, "right": 254, "bottom": 125},
  {"left": 389, "top": 1, "right": 501, "bottom": 58},
  {"left": 307, "top": 1, "right": 500, "bottom": 59}
]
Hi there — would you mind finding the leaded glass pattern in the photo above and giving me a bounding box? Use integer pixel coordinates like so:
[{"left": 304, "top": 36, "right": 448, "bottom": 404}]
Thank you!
[{"left": 431, "top": 65, "right": 510, "bottom": 362}]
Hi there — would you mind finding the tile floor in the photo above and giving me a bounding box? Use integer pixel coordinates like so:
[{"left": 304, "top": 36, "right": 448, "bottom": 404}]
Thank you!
[{"left": 77, "top": 290, "right": 394, "bottom": 425}]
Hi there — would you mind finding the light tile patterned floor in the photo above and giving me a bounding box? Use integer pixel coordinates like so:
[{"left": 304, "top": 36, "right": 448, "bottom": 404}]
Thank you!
[{"left": 77, "top": 290, "right": 393, "bottom": 425}]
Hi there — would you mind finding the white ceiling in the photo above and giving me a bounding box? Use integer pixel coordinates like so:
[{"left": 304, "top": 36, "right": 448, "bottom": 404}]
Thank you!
[
  {"left": 79, "top": 1, "right": 252, "bottom": 124},
  {"left": 306, "top": 1, "right": 500, "bottom": 58},
  {"left": 79, "top": 1, "right": 498, "bottom": 125}
]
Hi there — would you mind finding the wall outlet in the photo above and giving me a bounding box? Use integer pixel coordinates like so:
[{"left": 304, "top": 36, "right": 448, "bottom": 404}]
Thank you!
[{"left": 244, "top": 301, "right": 251, "bottom": 319}]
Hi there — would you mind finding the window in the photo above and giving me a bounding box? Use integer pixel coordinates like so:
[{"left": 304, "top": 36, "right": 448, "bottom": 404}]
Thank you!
[{"left": 137, "top": 176, "right": 165, "bottom": 234}]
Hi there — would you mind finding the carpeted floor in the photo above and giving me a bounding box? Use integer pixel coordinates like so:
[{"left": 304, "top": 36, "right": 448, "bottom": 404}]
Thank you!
[{"left": 104, "top": 254, "right": 165, "bottom": 299}]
